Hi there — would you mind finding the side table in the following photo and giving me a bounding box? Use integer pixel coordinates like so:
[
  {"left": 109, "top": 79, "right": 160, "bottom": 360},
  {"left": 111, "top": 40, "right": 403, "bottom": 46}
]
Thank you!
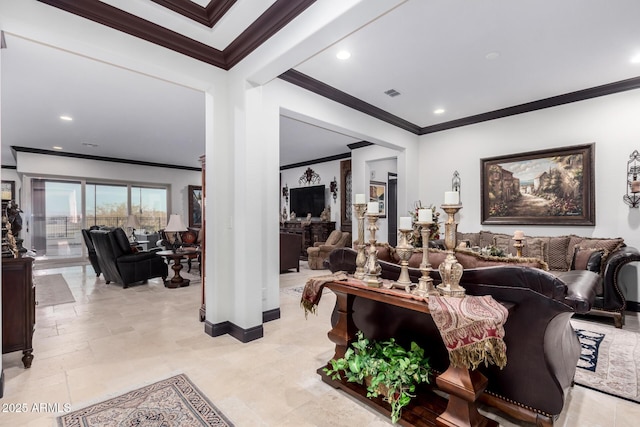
[{"left": 156, "top": 250, "right": 195, "bottom": 288}]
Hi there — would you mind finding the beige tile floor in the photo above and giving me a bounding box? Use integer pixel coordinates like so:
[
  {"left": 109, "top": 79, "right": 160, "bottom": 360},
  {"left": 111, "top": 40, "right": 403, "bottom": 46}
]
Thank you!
[{"left": 2, "top": 261, "right": 639, "bottom": 426}]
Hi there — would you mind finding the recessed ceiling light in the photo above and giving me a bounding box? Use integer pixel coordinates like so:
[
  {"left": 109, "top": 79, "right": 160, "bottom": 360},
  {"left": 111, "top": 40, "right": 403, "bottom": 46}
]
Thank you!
[
  {"left": 434, "top": 108, "right": 445, "bottom": 115},
  {"left": 59, "top": 115, "right": 73, "bottom": 121},
  {"left": 52, "top": 146, "right": 63, "bottom": 150},
  {"left": 631, "top": 54, "right": 640, "bottom": 64},
  {"left": 336, "top": 50, "right": 351, "bottom": 60},
  {"left": 485, "top": 52, "right": 500, "bottom": 60}
]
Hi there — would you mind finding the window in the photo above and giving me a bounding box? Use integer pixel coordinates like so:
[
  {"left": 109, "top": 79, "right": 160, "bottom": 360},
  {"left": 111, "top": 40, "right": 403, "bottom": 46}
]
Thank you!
[{"left": 30, "top": 178, "right": 168, "bottom": 260}]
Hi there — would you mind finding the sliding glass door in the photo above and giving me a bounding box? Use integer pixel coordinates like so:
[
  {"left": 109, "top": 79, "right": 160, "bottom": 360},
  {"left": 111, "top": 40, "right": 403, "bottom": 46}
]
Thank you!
[
  {"left": 30, "top": 178, "right": 168, "bottom": 261},
  {"left": 31, "top": 179, "right": 83, "bottom": 258}
]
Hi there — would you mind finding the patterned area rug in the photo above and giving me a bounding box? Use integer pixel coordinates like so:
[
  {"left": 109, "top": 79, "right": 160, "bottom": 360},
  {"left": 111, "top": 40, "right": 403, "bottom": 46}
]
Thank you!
[
  {"left": 572, "top": 319, "right": 640, "bottom": 403},
  {"left": 35, "top": 273, "right": 75, "bottom": 307},
  {"left": 57, "top": 374, "right": 233, "bottom": 427}
]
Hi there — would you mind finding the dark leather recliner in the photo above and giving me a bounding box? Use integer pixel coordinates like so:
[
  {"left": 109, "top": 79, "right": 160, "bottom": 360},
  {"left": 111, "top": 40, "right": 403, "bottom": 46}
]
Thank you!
[
  {"left": 90, "top": 228, "right": 168, "bottom": 288},
  {"left": 81, "top": 228, "right": 101, "bottom": 277}
]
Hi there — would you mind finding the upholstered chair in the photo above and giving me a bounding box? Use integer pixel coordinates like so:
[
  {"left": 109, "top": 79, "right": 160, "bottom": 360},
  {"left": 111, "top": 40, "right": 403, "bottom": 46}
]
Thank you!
[{"left": 307, "top": 230, "right": 349, "bottom": 270}]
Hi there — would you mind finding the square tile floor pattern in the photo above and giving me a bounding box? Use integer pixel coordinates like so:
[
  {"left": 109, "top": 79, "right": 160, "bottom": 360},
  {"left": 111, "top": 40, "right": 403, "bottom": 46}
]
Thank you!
[{"left": 2, "top": 262, "right": 640, "bottom": 426}]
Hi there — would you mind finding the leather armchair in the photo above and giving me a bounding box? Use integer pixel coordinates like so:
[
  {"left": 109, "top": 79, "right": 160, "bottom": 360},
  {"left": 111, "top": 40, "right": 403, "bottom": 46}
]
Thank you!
[
  {"left": 90, "top": 228, "right": 168, "bottom": 288},
  {"left": 307, "top": 230, "right": 350, "bottom": 270},
  {"left": 81, "top": 229, "right": 101, "bottom": 277}
]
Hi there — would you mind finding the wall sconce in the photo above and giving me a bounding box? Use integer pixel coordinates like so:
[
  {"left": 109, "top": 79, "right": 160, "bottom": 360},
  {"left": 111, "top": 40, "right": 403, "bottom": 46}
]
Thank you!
[
  {"left": 624, "top": 150, "right": 640, "bottom": 208},
  {"left": 282, "top": 183, "right": 289, "bottom": 203},
  {"left": 330, "top": 177, "right": 338, "bottom": 203}
]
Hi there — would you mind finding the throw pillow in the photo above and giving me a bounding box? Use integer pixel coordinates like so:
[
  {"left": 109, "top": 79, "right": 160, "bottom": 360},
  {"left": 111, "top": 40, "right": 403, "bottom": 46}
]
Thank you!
[
  {"left": 570, "top": 246, "right": 608, "bottom": 274},
  {"left": 567, "top": 236, "right": 623, "bottom": 270},
  {"left": 492, "top": 235, "right": 546, "bottom": 262},
  {"left": 453, "top": 248, "right": 549, "bottom": 270}
]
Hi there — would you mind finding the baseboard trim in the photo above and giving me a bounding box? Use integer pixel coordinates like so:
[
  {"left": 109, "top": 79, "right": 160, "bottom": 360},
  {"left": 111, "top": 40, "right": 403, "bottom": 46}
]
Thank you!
[
  {"left": 626, "top": 301, "right": 640, "bottom": 312},
  {"left": 204, "top": 320, "right": 230, "bottom": 337},
  {"left": 263, "top": 308, "right": 281, "bottom": 323},
  {"left": 204, "top": 320, "right": 264, "bottom": 343},
  {"left": 1, "top": 369, "right": 4, "bottom": 398},
  {"left": 229, "top": 323, "right": 263, "bottom": 342}
]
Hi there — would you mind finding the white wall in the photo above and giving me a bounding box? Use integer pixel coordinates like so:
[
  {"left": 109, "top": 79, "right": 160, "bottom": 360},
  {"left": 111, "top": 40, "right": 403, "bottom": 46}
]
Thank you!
[{"left": 419, "top": 88, "right": 640, "bottom": 302}]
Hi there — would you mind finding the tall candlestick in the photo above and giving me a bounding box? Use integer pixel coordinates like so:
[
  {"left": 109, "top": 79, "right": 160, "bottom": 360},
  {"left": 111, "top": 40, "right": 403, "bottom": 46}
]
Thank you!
[
  {"left": 367, "top": 202, "right": 379, "bottom": 214},
  {"left": 399, "top": 216, "right": 412, "bottom": 230}
]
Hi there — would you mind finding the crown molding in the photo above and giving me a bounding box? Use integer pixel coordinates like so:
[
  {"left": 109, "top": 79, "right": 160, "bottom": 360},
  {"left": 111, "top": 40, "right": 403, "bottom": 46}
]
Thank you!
[
  {"left": 150, "top": 0, "right": 236, "bottom": 27},
  {"left": 11, "top": 146, "right": 201, "bottom": 172},
  {"left": 420, "top": 76, "right": 640, "bottom": 134},
  {"left": 224, "top": 0, "right": 315, "bottom": 69},
  {"left": 279, "top": 69, "right": 422, "bottom": 135},
  {"left": 37, "top": 0, "right": 314, "bottom": 71},
  {"left": 280, "top": 152, "right": 351, "bottom": 171}
]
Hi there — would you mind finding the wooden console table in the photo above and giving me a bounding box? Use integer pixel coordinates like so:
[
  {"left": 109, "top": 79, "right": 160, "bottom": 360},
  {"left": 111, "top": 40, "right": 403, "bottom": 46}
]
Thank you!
[{"left": 318, "top": 280, "right": 498, "bottom": 427}]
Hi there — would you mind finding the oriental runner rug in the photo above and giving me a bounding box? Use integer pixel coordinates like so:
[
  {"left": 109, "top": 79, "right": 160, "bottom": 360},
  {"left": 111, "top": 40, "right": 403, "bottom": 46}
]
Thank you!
[
  {"left": 57, "top": 374, "right": 234, "bottom": 427},
  {"left": 571, "top": 319, "right": 640, "bottom": 403}
]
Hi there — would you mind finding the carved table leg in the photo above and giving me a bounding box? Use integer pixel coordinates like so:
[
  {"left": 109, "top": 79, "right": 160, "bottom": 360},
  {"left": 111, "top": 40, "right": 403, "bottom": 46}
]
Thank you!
[
  {"left": 436, "top": 366, "right": 497, "bottom": 427},
  {"left": 327, "top": 290, "right": 357, "bottom": 360}
]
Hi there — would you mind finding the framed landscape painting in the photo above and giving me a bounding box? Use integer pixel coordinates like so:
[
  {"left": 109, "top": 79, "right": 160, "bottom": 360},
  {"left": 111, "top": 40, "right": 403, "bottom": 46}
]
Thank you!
[
  {"left": 188, "top": 185, "right": 202, "bottom": 228},
  {"left": 481, "top": 144, "right": 595, "bottom": 225},
  {"left": 369, "top": 181, "right": 387, "bottom": 218}
]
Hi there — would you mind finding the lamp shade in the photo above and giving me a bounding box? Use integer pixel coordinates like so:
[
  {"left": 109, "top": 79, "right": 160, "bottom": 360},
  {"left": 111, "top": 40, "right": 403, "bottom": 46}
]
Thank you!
[
  {"left": 125, "top": 214, "right": 140, "bottom": 229},
  {"left": 165, "top": 214, "right": 187, "bottom": 232}
]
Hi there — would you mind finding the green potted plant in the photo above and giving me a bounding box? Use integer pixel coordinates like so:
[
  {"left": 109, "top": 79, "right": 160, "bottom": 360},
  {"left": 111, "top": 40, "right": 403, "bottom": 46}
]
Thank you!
[{"left": 324, "top": 331, "right": 431, "bottom": 424}]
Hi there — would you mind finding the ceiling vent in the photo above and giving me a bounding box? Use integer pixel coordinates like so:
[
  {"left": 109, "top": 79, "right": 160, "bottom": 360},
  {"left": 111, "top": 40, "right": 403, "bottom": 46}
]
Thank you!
[{"left": 384, "top": 89, "right": 401, "bottom": 97}]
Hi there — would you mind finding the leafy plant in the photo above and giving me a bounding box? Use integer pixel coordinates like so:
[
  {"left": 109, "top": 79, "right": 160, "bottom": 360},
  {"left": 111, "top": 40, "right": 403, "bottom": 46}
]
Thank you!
[{"left": 324, "top": 331, "right": 431, "bottom": 424}]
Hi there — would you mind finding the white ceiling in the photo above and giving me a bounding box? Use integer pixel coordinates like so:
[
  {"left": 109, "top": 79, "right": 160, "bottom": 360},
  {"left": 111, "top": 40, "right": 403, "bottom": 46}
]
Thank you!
[{"left": 2, "top": 0, "right": 640, "bottom": 170}]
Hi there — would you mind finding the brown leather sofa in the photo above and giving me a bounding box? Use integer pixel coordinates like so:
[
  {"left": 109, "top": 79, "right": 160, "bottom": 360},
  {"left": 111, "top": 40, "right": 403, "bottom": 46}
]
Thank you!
[
  {"left": 280, "top": 232, "right": 301, "bottom": 272},
  {"left": 449, "top": 231, "right": 640, "bottom": 327},
  {"left": 327, "top": 247, "right": 600, "bottom": 426}
]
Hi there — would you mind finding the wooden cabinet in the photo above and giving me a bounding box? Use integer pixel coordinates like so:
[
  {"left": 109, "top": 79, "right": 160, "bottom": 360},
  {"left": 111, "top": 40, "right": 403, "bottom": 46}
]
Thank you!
[
  {"left": 2, "top": 256, "right": 35, "bottom": 368},
  {"left": 199, "top": 155, "right": 206, "bottom": 322},
  {"left": 280, "top": 221, "right": 335, "bottom": 258}
]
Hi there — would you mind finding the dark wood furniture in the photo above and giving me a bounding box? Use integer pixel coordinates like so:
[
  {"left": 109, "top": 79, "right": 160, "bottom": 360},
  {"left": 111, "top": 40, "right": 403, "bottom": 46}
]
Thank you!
[
  {"left": 280, "top": 220, "right": 335, "bottom": 258},
  {"left": 2, "top": 256, "right": 35, "bottom": 368},
  {"left": 199, "top": 154, "right": 206, "bottom": 321},
  {"left": 319, "top": 280, "right": 497, "bottom": 427},
  {"left": 156, "top": 250, "right": 195, "bottom": 288},
  {"left": 280, "top": 232, "right": 301, "bottom": 272}
]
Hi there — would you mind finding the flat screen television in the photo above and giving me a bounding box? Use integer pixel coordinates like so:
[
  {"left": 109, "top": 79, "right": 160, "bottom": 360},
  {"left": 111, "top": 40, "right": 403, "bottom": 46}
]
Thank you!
[{"left": 290, "top": 185, "right": 326, "bottom": 218}]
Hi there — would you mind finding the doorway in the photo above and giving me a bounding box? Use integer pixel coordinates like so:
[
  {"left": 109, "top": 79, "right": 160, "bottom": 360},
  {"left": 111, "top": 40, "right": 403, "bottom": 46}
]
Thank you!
[{"left": 387, "top": 172, "right": 398, "bottom": 245}]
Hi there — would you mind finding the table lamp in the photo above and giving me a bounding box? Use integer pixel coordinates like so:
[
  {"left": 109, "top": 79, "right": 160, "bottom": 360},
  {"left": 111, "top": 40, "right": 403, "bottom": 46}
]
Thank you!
[
  {"left": 165, "top": 214, "right": 187, "bottom": 252},
  {"left": 125, "top": 214, "right": 141, "bottom": 243}
]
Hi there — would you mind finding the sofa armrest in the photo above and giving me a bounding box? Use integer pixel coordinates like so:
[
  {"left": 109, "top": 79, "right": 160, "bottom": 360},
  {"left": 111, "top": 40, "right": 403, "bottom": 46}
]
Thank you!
[
  {"left": 600, "top": 245, "right": 640, "bottom": 311},
  {"left": 313, "top": 242, "right": 325, "bottom": 247}
]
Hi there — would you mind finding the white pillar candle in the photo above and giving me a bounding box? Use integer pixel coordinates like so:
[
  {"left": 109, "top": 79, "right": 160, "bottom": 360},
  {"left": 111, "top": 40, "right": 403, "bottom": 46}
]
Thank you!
[
  {"left": 367, "top": 202, "right": 379, "bottom": 214},
  {"left": 399, "top": 216, "right": 412, "bottom": 230},
  {"left": 513, "top": 230, "right": 524, "bottom": 240},
  {"left": 444, "top": 191, "right": 460, "bottom": 205},
  {"left": 355, "top": 193, "right": 366, "bottom": 204},
  {"left": 418, "top": 208, "right": 431, "bottom": 223}
]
